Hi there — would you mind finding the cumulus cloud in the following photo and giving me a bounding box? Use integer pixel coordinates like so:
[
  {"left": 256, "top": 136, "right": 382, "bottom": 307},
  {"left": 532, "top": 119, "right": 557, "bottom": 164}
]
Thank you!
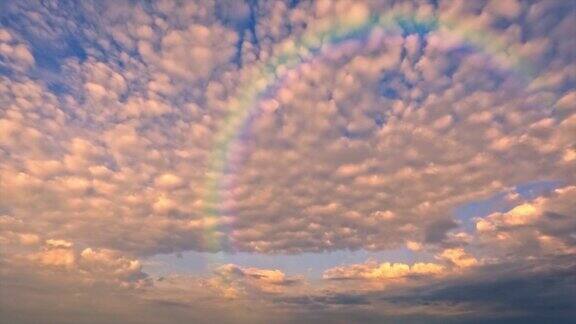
[
  {"left": 437, "top": 248, "right": 478, "bottom": 268},
  {"left": 474, "top": 185, "right": 576, "bottom": 259},
  {"left": 208, "top": 264, "right": 302, "bottom": 297},
  {"left": 27, "top": 239, "right": 151, "bottom": 288},
  {"left": 323, "top": 260, "right": 445, "bottom": 282}
]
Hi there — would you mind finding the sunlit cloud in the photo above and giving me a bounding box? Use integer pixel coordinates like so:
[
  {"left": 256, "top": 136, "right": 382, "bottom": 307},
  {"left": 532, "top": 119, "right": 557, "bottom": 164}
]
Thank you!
[{"left": 0, "top": 0, "right": 574, "bottom": 323}]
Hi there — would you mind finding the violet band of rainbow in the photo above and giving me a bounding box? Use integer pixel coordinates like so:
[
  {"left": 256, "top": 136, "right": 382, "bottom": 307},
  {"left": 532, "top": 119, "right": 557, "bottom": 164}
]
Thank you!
[{"left": 200, "top": 9, "right": 534, "bottom": 252}]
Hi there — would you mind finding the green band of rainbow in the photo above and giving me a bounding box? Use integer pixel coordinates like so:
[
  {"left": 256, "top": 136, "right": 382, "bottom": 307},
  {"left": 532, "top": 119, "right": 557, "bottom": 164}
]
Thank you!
[{"left": 200, "top": 9, "right": 534, "bottom": 252}]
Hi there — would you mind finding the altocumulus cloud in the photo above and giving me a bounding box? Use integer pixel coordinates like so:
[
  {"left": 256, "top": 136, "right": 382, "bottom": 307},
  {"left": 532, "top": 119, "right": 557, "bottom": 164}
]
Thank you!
[{"left": 0, "top": 0, "right": 575, "bottom": 323}]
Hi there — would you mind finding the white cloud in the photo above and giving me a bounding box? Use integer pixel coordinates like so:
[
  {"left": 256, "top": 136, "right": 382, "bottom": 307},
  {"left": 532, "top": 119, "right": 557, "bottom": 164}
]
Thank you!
[
  {"left": 0, "top": 28, "right": 34, "bottom": 70},
  {"left": 474, "top": 185, "right": 576, "bottom": 259},
  {"left": 323, "top": 260, "right": 445, "bottom": 282}
]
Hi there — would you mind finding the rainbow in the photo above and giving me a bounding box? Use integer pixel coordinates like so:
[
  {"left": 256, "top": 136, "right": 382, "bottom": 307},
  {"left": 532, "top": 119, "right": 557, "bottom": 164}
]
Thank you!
[{"left": 199, "top": 8, "right": 534, "bottom": 252}]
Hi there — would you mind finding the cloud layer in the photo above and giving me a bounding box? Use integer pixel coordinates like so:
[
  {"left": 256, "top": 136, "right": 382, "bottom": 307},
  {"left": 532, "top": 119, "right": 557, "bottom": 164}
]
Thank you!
[{"left": 0, "top": 0, "right": 574, "bottom": 323}]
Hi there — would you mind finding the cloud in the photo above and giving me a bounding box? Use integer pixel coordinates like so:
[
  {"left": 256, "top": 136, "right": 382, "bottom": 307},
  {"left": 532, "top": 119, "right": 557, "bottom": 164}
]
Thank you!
[
  {"left": 25, "top": 239, "right": 151, "bottom": 288},
  {"left": 34, "top": 242, "right": 76, "bottom": 268},
  {"left": 378, "top": 259, "right": 576, "bottom": 321},
  {"left": 474, "top": 185, "right": 576, "bottom": 259},
  {"left": 0, "top": 0, "right": 574, "bottom": 322},
  {"left": 437, "top": 248, "right": 478, "bottom": 268},
  {"left": 323, "top": 260, "right": 445, "bottom": 282},
  {"left": 154, "top": 173, "right": 184, "bottom": 190},
  {"left": 0, "top": 0, "right": 573, "bottom": 260},
  {"left": 209, "top": 264, "right": 303, "bottom": 296},
  {"left": 0, "top": 28, "right": 35, "bottom": 70}
]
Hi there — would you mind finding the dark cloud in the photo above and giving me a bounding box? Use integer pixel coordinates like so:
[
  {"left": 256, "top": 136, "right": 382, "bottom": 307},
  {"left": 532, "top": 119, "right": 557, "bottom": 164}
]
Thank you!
[
  {"left": 380, "top": 260, "right": 576, "bottom": 322},
  {"left": 280, "top": 293, "right": 371, "bottom": 307}
]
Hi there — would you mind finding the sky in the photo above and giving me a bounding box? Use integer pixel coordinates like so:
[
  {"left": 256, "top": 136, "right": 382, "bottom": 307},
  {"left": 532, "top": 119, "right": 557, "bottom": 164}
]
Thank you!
[{"left": 0, "top": 0, "right": 575, "bottom": 323}]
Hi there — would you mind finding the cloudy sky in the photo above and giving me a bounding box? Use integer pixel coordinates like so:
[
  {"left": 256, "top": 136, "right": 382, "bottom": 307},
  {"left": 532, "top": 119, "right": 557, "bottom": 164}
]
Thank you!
[{"left": 0, "top": 0, "right": 575, "bottom": 323}]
